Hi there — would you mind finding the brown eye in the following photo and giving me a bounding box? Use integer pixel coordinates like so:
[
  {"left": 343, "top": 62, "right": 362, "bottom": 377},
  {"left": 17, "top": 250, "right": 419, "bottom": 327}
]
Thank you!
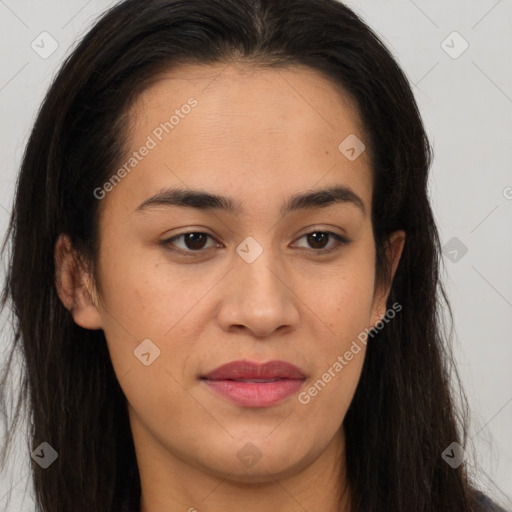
[
  {"left": 163, "top": 232, "right": 219, "bottom": 255},
  {"left": 306, "top": 232, "right": 329, "bottom": 249},
  {"left": 181, "top": 232, "right": 209, "bottom": 250},
  {"left": 294, "top": 231, "right": 349, "bottom": 255}
]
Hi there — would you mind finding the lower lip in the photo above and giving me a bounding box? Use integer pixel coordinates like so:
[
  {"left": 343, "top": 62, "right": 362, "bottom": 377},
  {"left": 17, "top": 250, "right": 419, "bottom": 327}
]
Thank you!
[{"left": 202, "top": 379, "right": 305, "bottom": 407}]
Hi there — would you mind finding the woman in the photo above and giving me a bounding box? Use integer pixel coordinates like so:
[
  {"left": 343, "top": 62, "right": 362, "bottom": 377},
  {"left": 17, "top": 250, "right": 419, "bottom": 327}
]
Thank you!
[{"left": 0, "top": 0, "right": 507, "bottom": 511}]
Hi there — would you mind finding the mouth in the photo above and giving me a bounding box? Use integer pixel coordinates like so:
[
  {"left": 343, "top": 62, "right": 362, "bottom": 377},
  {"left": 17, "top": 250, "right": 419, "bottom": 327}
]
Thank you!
[{"left": 200, "top": 360, "right": 307, "bottom": 408}]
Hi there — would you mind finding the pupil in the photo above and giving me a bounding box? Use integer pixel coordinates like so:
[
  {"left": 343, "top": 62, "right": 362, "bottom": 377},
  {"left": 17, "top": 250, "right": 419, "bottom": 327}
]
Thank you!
[
  {"left": 308, "top": 232, "right": 327, "bottom": 249},
  {"left": 186, "top": 233, "right": 206, "bottom": 250}
]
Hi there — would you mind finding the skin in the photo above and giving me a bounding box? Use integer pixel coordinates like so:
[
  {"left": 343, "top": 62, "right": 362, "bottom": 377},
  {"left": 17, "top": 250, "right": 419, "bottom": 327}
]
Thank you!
[{"left": 55, "top": 62, "right": 405, "bottom": 512}]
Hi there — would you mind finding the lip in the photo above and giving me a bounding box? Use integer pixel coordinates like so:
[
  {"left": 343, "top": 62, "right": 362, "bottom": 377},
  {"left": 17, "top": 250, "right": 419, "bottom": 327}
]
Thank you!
[{"left": 201, "top": 360, "right": 307, "bottom": 408}]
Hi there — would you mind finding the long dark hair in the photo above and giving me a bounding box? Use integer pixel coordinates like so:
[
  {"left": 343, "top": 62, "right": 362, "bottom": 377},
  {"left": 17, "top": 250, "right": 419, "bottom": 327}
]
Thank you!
[{"left": 0, "top": 0, "right": 494, "bottom": 510}]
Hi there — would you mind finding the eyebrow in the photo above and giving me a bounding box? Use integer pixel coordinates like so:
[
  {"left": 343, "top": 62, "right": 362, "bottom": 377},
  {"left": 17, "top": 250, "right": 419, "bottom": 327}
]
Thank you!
[{"left": 135, "top": 184, "right": 366, "bottom": 217}]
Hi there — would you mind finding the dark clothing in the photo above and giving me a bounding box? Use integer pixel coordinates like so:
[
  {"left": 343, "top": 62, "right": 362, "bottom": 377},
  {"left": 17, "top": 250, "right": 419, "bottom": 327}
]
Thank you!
[{"left": 475, "top": 490, "right": 510, "bottom": 512}]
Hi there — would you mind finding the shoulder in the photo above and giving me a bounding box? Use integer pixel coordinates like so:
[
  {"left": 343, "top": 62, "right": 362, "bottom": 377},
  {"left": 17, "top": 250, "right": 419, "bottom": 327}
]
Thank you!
[{"left": 473, "top": 490, "right": 510, "bottom": 512}]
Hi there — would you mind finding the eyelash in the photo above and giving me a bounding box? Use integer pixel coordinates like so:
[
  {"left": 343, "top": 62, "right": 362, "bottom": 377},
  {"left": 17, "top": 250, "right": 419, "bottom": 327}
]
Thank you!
[{"left": 161, "top": 230, "right": 350, "bottom": 258}]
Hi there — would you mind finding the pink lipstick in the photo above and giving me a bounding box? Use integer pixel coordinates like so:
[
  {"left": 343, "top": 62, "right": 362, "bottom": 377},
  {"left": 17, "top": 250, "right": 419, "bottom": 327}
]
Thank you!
[{"left": 201, "top": 360, "right": 306, "bottom": 407}]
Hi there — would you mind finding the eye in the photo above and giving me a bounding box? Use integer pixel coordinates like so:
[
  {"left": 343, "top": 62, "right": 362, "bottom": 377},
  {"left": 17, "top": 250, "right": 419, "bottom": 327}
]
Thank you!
[
  {"left": 162, "top": 230, "right": 349, "bottom": 257},
  {"left": 293, "top": 230, "right": 349, "bottom": 255},
  {"left": 162, "top": 232, "right": 220, "bottom": 256}
]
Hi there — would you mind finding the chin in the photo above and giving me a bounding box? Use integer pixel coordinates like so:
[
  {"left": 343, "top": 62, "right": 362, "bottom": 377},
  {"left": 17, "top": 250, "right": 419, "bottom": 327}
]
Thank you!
[{"left": 195, "top": 436, "right": 317, "bottom": 483}]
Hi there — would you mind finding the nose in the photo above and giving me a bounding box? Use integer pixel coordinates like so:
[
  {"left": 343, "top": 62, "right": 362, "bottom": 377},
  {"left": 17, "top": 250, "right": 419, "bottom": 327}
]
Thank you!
[{"left": 216, "top": 242, "right": 300, "bottom": 339}]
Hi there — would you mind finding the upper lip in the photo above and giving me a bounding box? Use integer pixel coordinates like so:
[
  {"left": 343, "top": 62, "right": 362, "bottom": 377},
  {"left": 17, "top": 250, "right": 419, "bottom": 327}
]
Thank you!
[{"left": 202, "top": 360, "right": 307, "bottom": 381}]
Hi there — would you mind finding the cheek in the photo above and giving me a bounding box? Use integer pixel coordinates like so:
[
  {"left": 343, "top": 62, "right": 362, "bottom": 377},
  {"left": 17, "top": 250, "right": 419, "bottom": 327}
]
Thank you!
[
  {"left": 297, "top": 347, "right": 366, "bottom": 429},
  {"left": 294, "top": 280, "right": 373, "bottom": 435},
  {"left": 309, "top": 256, "right": 377, "bottom": 346},
  {"left": 97, "top": 241, "right": 218, "bottom": 335},
  {"left": 318, "top": 273, "right": 374, "bottom": 329},
  {"left": 300, "top": 258, "right": 376, "bottom": 409},
  {"left": 94, "top": 247, "right": 189, "bottom": 357},
  {"left": 120, "top": 364, "right": 214, "bottom": 457}
]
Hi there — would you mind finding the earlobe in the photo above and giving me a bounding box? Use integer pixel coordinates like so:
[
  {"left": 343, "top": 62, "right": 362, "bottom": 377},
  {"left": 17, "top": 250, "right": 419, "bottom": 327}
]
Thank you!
[{"left": 54, "top": 234, "right": 103, "bottom": 330}]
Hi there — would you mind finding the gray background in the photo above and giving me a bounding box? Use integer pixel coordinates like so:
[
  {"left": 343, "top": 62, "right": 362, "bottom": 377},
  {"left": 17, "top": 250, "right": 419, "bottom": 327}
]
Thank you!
[{"left": 0, "top": 0, "right": 511, "bottom": 510}]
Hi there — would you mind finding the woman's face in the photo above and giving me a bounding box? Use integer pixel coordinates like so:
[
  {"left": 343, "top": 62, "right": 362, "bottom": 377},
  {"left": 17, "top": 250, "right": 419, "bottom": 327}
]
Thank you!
[{"left": 64, "top": 63, "right": 404, "bottom": 484}]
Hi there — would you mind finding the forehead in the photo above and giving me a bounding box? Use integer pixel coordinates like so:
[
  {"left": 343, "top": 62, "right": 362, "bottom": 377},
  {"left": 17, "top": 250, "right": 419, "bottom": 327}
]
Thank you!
[{"left": 112, "top": 62, "right": 373, "bottom": 218}]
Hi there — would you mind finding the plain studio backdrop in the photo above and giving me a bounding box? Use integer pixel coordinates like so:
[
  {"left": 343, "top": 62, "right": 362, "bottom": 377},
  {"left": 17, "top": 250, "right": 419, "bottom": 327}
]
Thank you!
[{"left": 0, "top": 1, "right": 511, "bottom": 510}]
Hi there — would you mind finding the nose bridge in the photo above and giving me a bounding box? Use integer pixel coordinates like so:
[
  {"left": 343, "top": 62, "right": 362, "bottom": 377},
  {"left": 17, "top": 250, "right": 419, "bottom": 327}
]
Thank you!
[
  {"left": 217, "top": 234, "right": 299, "bottom": 337},
  {"left": 236, "top": 234, "right": 285, "bottom": 305}
]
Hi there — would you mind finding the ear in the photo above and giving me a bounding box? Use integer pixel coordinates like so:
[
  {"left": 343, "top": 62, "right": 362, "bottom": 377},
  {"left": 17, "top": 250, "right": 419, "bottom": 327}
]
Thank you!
[
  {"left": 370, "top": 230, "right": 406, "bottom": 328},
  {"left": 54, "top": 234, "right": 103, "bottom": 330}
]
